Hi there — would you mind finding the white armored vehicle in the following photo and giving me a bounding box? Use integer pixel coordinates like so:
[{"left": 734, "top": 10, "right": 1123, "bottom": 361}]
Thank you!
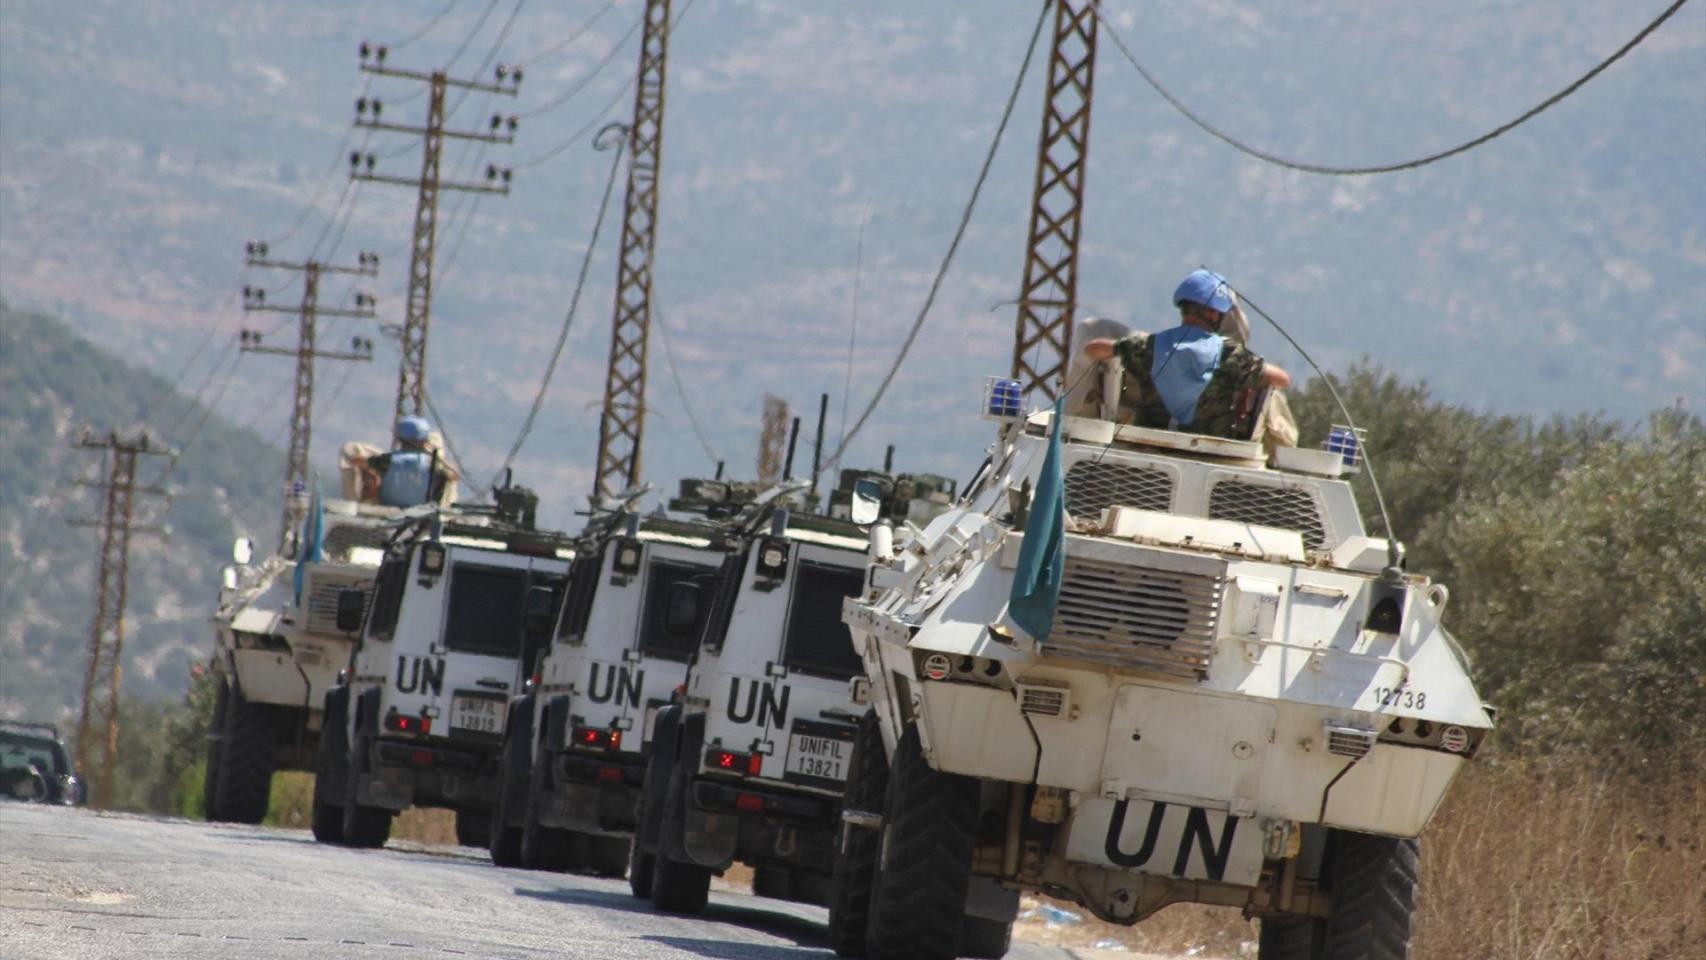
[
  {"left": 204, "top": 500, "right": 392, "bottom": 823},
  {"left": 836, "top": 383, "right": 1493, "bottom": 960},
  {"left": 632, "top": 474, "right": 954, "bottom": 915},
  {"left": 312, "top": 486, "right": 573, "bottom": 848},
  {"left": 488, "top": 480, "right": 747, "bottom": 874}
]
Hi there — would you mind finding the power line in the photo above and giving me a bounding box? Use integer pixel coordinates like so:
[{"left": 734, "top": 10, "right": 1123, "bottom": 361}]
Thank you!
[
  {"left": 422, "top": 386, "right": 475, "bottom": 488},
  {"left": 491, "top": 125, "right": 627, "bottom": 487},
  {"left": 447, "top": 2, "right": 526, "bottom": 120},
  {"left": 816, "top": 0, "right": 1050, "bottom": 481},
  {"left": 653, "top": 305, "right": 720, "bottom": 468},
  {"left": 838, "top": 205, "right": 869, "bottom": 454},
  {"left": 521, "top": 0, "right": 621, "bottom": 66},
  {"left": 444, "top": 0, "right": 503, "bottom": 72},
  {"left": 385, "top": 0, "right": 463, "bottom": 51},
  {"left": 515, "top": 75, "right": 637, "bottom": 169},
  {"left": 1092, "top": 0, "right": 1694, "bottom": 177},
  {"left": 517, "top": 5, "right": 646, "bottom": 119}
]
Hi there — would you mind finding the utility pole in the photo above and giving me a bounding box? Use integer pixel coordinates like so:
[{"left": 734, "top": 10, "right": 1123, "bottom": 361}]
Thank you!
[
  {"left": 1011, "top": 0, "right": 1098, "bottom": 402},
  {"left": 239, "top": 241, "right": 379, "bottom": 546},
  {"left": 351, "top": 42, "right": 522, "bottom": 432},
  {"left": 594, "top": 0, "right": 674, "bottom": 498},
  {"left": 68, "top": 427, "right": 172, "bottom": 809},
  {"left": 757, "top": 394, "right": 789, "bottom": 484}
]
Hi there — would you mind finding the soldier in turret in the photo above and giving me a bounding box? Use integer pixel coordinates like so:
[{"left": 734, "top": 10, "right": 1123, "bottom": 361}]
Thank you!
[
  {"left": 365, "top": 416, "right": 456, "bottom": 507},
  {"left": 1082, "top": 269, "right": 1291, "bottom": 440}
]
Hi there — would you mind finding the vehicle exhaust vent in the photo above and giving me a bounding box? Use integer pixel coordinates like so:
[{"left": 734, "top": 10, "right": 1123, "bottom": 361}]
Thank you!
[
  {"left": 1064, "top": 460, "right": 1173, "bottom": 523},
  {"left": 1016, "top": 682, "right": 1069, "bottom": 718},
  {"left": 1323, "top": 723, "right": 1377, "bottom": 760},
  {"left": 305, "top": 571, "right": 374, "bottom": 636},
  {"left": 1046, "top": 556, "right": 1223, "bottom": 681},
  {"left": 1208, "top": 480, "right": 1327, "bottom": 551}
]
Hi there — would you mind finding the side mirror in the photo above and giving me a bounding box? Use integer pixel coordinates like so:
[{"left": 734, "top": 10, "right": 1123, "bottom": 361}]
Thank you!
[
  {"left": 522, "top": 585, "right": 556, "bottom": 636},
  {"left": 335, "top": 588, "right": 366, "bottom": 634},
  {"left": 850, "top": 478, "right": 884, "bottom": 526},
  {"left": 232, "top": 536, "right": 254, "bottom": 565},
  {"left": 221, "top": 566, "right": 239, "bottom": 591},
  {"left": 665, "top": 581, "right": 702, "bottom": 637}
]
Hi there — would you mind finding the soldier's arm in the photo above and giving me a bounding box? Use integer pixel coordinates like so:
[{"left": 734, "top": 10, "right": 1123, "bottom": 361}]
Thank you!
[{"left": 1262, "top": 361, "right": 1292, "bottom": 389}]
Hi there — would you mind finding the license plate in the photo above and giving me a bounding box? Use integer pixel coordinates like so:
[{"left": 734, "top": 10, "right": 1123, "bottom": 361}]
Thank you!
[
  {"left": 784, "top": 723, "right": 855, "bottom": 785},
  {"left": 450, "top": 694, "right": 505, "bottom": 735}
]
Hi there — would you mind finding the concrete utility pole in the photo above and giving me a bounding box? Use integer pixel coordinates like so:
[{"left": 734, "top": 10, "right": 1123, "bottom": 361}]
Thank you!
[
  {"left": 1011, "top": 0, "right": 1099, "bottom": 402},
  {"left": 239, "top": 242, "right": 379, "bottom": 546},
  {"left": 593, "top": 0, "right": 675, "bottom": 499},
  {"left": 350, "top": 42, "right": 521, "bottom": 433},
  {"left": 757, "top": 394, "right": 790, "bottom": 484},
  {"left": 68, "top": 427, "right": 173, "bottom": 809}
]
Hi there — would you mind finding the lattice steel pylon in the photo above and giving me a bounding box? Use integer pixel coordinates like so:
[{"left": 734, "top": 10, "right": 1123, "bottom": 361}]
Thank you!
[
  {"left": 351, "top": 43, "right": 521, "bottom": 432},
  {"left": 240, "top": 245, "right": 379, "bottom": 546},
  {"left": 69, "top": 428, "right": 172, "bottom": 808},
  {"left": 593, "top": 0, "right": 674, "bottom": 499},
  {"left": 1011, "top": 0, "right": 1098, "bottom": 402}
]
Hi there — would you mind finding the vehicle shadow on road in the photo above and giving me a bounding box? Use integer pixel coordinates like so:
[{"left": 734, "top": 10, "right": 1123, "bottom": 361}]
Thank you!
[{"left": 514, "top": 886, "right": 830, "bottom": 953}]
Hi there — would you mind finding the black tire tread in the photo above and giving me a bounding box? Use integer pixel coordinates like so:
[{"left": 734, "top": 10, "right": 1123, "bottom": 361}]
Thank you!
[
  {"left": 650, "top": 764, "right": 711, "bottom": 914},
  {"left": 829, "top": 710, "right": 886, "bottom": 958},
  {"left": 1323, "top": 833, "right": 1419, "bottom": 960},
  {"left": 212, "top": 685, "right": 275, "bottom": 824},
  {"left": 202, "top": 680, "right": 229, "bottom": 821},
  {"left": 866, "top": 725, "right": 978, "bottom": 960}
]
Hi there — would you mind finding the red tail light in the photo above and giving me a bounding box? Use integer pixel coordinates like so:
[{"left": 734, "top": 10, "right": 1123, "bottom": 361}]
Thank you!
[
  {"left": 705, "top": 748, "right": 764, "bottom": 777},
  {"left": 735, "top": 793, "right": 764, "bottom": 812},
  {"left": 596, "top": 766, "right": 624, "bottom": 783},
  {"left": 385, "top": 713, "right": 432, "bottom": 735},
  {"left": 572, "top": 726, "right": 620, "bottom": 751},
  {"left": 410, "top": 749, "right": 434, "bottom": 766},
  {"left": 746, "top": 753, "right": 763, "bottom": 777}
]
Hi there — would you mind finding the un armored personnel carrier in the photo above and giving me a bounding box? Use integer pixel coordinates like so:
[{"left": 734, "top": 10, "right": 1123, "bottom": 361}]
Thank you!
[
  {"left": 836, "top": 380, "right": 1493, "bottom": 959},
  {"left": 632, "top": 473, "right": 955, "bottom": 915},
  {"left": 488, "top": 480, "right": 749, "bottom": 874},
  {"left": 203, "top": 500, "right": 393, "bottom": 823},
  {"left": 312, "top": 486, "right": 573, "bottom": 849}
]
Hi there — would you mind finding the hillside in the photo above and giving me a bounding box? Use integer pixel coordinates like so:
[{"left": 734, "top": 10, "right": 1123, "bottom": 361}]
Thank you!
[
  {"left": 0, "top": 299, "right": 284, "bottom": 723},
  {"left": 0, "top": 0, "right": 1700, "bottom": 532}
]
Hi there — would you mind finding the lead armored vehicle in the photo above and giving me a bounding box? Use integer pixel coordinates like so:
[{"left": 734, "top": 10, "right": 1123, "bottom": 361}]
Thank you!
[
  {"left": 312, "top": 486, "right": 574, "bottom": 848},
  {"left": 203, "top": 499, "right": 393, "bottom": 823},
  {"left": 488, "top": 480, "right": 748, "bottom": 873},
  {"left": 632, "top": 473, "right": 955, "bottom": 914},
  {"left": 836, "top": 375, "right": 1494, "bottom": 960}
]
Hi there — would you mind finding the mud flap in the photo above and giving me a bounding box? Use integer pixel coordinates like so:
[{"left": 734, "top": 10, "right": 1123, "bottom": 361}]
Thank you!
[
  {"left": 965, "top": 875, "right": 1020, "bottom": 922},
  {"left": 539, "top": 779, "right": 604, "bottom": 833},
  {"left": 683, "top": 802, "right": 738, "bottom": 867},
  {"left": 544, "top": 695, "right": 572, "bottom": 752}
]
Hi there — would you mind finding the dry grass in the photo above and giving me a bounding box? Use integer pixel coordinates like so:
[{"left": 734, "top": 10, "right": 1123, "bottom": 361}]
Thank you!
[
  {"left": 263, "top": 772, "right": 457, "bottom": 845},
  {"left": 1012, "top": 758, "right": 1705, "bottom": 960}
]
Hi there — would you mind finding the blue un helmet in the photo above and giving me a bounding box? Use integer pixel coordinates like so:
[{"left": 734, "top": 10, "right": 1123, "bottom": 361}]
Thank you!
[
  {"left": 396, "top": 416, "right": 433, "bottom": 445},
  {"left": 1173, "top": 269, "right": 1234, "bottom": 314}
]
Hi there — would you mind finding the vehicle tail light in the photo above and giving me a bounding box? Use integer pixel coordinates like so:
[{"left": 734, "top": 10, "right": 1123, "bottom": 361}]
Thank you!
[
  {"left": 704, "top": 748, "right": 763, "bottom": 777},
  {"left": 596, "top": 766, "right": 624, "bottom": 783},
  {"left": 410, "top": 749, "right": 434, "bottom": 765},
  {"left": 385, "top": 713, "right": 432, "bottom": 735},
  {"left": 735, "top": 793, "right": 764, "bottom": 813},
  {"left": 572, "top": 726, "right": 620, "bottom": 751}
]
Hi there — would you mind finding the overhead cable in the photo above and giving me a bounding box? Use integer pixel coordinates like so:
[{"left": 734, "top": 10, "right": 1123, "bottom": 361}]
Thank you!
[
  {"left": 447, "top": 1, "right": 526, "bottom": 120},
  {"left": 491, "top": 124, "right": 628, "bottom": 487},
  {"left": 653, "top": 305, "right": 721, "bottom": 468},
  {"left": 422, "top": 387, "right": 475, "bottom": 488},
  {"left": 1093, "top": 0, "right": 1694, "bottom": 176},
  {"left": 444, "top": 0, "right": 503, "bottom": 72},
  {"left": 386, "top": 0, "right": 463, "bottom": 51},
  {"left": 517, "top": 6, "right": 647, "bottom": 119},
  {"left": 520, "top": 0, "right": 621, "bottom": 67},
  {"left": 815, "top": 0, "right": 1050, "bottom": 481}
]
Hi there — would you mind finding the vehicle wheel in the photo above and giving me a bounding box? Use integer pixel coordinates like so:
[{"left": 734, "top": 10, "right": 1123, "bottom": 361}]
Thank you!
[
  {"left": 627, "top": 835, "right": 656, "bottom": 899},
  {"left": 791, "top": 870, "right": 832, "bottom": 906},
  {"left": 520, "top": 734, "right": 578, "bottom": 871},
  {"left": 490, "top": 713, "right": 532, "bottom": 867},
  {"left": 629, "top": 711, "right": 678, "bottom": 900},
  {"left": 210, "top": 682, "right": 276, "bottom": 824},
  {"left": 310, "top": 690, "right": 347, "bottom": 845},
  {"left": 752, "top": 865, "right": 792, "bottom": 900},
  {"left": 1258, "top": 831, "right": 1419, "bottom": 960},
  {"left": 960, "top": 916, "right": 1014, "bottom": 960},
  {"left": 341, "top": 735, "right": 393, "bottom": 849},
  {"left": 455, "top": 809, "right": 491, "bottom": 848},
  {"left": 829, "top": 709, "right": 887, "bottom": 958},
  {"left": 865, "top": 724, "right": 979, "bottom": 960},
  {"left": 650, "top": 764, "right": 711, "bottom": 914},
  {"left": 580, "top": 833, "right": 630, "bottom": 878},
  {"left": 202, "top": 679, "right": 230, "bottom": 820}
]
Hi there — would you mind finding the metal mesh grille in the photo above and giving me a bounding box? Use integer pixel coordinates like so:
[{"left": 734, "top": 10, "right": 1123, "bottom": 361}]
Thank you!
[
  {"left": 1064, "top": 460, "right": 1173, "bottom": 522},
  {"left": 303, "top": 569, "right": 375, "bottom": 636},
  {"left": 323, "top": 522, "right": 392, "bottom": 557},
  {"left": 1046, "top": 556, "right": 1223, "bottom": 681},
  {"left": 1207, "top": 480, "right": 1327, "bottom": 550}
]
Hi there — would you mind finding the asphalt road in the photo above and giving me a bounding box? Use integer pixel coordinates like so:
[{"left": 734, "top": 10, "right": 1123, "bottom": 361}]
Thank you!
[{"left": 0, "top": 803, "right": 1092, "bottom": 960}]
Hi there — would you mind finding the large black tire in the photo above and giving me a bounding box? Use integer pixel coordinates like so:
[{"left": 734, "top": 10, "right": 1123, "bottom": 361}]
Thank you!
[
  {"left": 865, "top": 724, "right": 979, "bottom": 960},
  {"left": 960, "top": 916, "right": 1014, "bottom": 960},
  {"left": 629, "top": 710, "right": 679, "bottom": 900},
  {"left": 752, "top": 865, "right": 793, "bottom": 900},
  {"left": 627, "top": 834, "right": 656, "bottom": 898},
  {"left": 455, "top": 809, "right": 491, "bottom": 848},
  {"left": 310, "top": 690, "right": 347, "bottom": 845},
  {"left": 520, "top": 733, "right": 578, "bottom": 871},
  {"left": 650, "top": 763, "right": 711, "bottom": 914},
  {"left": 202, "top": 679, "right": 230, "bottom": 821},
  {"left": 342, "top": 734, "right": 393, "bottom": 849},
  {"left": 489, "top": 707, "right": 532, "bottom": 867},
  {"left": 1259, "top": 831, "right": 1420, "bottom": 960},
  {"left": 210, "top": 683, "right": 276, "bottom": 824},
  {"left": 829, "top": 709, "right": 887, "bottom": 958}
]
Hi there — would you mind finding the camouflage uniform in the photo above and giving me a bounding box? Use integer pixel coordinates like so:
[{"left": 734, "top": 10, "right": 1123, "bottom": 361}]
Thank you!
[{"left": 1112, "top": 332, "right": 1268, "bottom": 439}]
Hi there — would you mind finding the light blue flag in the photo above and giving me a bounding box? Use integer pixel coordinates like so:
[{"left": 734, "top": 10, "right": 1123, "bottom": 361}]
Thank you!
[
  {"left": 293, "top": 486, "right": 325, "bottom": 604},
  {"left": 1008, "top": 400, "right": 1067, "bottom": 642}
]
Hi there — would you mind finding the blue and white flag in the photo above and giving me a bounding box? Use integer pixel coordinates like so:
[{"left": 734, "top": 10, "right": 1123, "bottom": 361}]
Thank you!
[
  {"left": 1008, "top": 401, "right": 1067, "bottom": 642},
  {"left": 292, "top": 485, "right": 325, "bottom": 604}
]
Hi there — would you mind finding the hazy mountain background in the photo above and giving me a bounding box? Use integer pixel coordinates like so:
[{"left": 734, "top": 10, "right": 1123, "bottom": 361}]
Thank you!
[{"left": 2, "top": 1, "right": 1703, "bottom": 719}]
